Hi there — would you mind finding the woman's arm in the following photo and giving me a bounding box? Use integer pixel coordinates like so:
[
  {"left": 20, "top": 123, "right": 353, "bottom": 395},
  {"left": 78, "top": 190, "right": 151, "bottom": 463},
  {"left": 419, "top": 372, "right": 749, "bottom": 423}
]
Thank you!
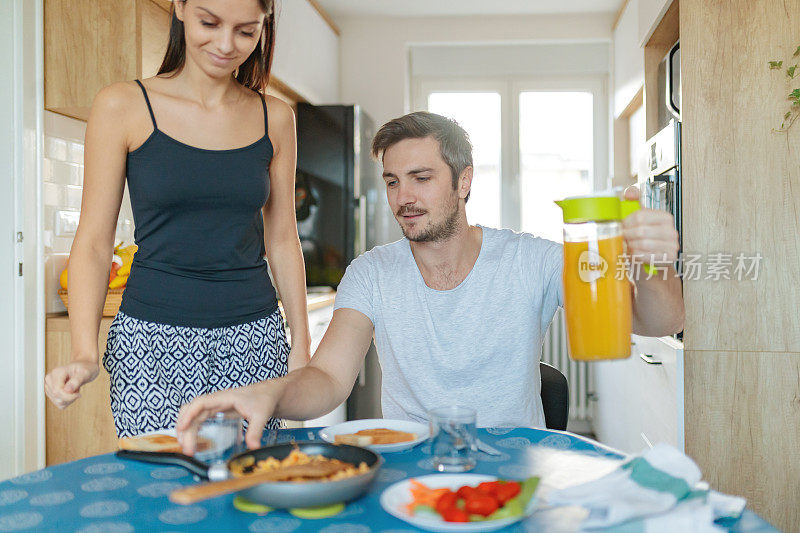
[
  {"left": 262, "top": 96, "right": 310, "bottom": 372},
  {"left": 44, "top": 83, "right": 132, "bottom": 408}
]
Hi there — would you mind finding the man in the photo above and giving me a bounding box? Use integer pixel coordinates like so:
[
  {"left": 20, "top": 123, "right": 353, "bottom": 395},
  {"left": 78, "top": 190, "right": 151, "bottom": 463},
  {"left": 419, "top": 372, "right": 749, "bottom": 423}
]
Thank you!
[{"left": 177, "top": 112, "right": 683, "bottom": 452}]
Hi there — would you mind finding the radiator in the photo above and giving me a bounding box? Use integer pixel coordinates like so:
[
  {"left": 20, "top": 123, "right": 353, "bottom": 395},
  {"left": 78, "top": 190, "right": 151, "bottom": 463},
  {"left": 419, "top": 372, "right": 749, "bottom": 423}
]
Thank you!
[{"left": 541, "top": 308, "right": 592, "bottom": 421}]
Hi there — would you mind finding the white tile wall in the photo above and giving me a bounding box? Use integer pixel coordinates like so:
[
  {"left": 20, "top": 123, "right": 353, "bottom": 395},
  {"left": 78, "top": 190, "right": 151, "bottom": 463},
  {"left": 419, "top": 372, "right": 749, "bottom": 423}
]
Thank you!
[{"left": 44, "top": 111, "right": 134, "bottom": 313}]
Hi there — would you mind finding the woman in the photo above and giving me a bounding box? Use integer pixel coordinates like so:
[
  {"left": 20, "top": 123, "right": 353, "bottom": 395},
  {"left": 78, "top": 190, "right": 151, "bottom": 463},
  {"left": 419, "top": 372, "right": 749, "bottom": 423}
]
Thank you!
[{"left": 44, "top": 0, "right": 310, "bottom": 437}]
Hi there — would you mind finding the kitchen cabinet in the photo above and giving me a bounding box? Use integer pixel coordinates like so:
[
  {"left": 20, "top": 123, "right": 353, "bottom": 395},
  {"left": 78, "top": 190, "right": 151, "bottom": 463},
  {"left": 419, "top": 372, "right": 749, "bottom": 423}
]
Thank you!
[
  {"left": 592, "top": 335, "right": 682, "bottom": 455},
  {"left": 45, "top": 315, "right": 117, "bottom": 465},
  {"left": 303, "top": 301, "right": 348, "bottom": 427},
  {"left": 44, "top": 0, "right": 171, "bottom": 121},
  {"left": 46, "top": 292, "right": 339, "bottom": 464},
  {"left": 681, "top": 0, "right": 800, "bottom": 529}
]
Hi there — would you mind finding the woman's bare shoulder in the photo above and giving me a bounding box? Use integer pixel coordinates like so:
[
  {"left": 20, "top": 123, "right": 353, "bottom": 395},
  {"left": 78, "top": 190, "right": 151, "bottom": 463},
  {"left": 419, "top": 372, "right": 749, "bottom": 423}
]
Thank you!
[
  {"left": 265, "top": 95, "right": 295, "bottom": 125},
  {"left": 91, "top": 81, "right": 144, "bottom": 115}
]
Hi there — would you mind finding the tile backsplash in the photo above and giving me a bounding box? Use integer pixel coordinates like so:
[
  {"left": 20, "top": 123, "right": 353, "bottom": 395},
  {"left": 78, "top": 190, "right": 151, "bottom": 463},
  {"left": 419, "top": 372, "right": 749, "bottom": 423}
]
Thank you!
[{"left": 44, "top": 111, "right": 134, "bottom": 313}]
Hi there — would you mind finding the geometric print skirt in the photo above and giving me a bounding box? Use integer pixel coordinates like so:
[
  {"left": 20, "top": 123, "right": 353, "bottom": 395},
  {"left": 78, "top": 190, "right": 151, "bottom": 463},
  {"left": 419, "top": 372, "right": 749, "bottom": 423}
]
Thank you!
[{"left": 103, "top": 308, "right": 289, "bottom": 438}]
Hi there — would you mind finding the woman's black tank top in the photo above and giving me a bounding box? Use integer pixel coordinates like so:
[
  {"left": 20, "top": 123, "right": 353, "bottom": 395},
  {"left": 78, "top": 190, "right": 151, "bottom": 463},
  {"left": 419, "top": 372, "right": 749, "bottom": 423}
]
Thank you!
[{"left": 120, "top": 80, "right": 278, "bottom": 328}]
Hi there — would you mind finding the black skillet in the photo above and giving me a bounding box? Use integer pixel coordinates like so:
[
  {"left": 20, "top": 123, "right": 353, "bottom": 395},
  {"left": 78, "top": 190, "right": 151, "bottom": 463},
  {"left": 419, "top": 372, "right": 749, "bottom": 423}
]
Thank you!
[{"left": 117, "top": 441, "right": 383, "bottom": 508}]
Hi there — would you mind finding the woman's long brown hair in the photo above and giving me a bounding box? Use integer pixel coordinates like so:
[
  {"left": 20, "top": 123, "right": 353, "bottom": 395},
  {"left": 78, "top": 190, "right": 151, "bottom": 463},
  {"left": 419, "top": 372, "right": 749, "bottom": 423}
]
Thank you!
[{"left": 157, "top": 0, "right": 276, "bottom": 93}]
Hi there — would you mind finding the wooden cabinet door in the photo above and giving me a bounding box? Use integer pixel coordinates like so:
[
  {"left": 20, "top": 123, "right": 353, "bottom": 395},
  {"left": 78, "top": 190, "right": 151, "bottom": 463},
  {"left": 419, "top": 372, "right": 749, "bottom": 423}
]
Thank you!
[
  {"left": 45, "top": 0, "right": 170, "bottom": 121},
  {"left": 139, "top": 0, "right": 170, "bottom": 79},
  {"left": 45, "top": 317, "right": 118, "bottom": 465},
  {"left": 45, "top": 0, "right": 138, "bottom": 120}
]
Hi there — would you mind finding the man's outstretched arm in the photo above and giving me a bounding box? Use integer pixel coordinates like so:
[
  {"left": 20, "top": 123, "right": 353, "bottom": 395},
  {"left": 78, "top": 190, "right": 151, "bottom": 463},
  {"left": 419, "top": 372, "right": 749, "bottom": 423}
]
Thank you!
[{"left": 176, "top": 308, "right": 374, "bottom": 452}]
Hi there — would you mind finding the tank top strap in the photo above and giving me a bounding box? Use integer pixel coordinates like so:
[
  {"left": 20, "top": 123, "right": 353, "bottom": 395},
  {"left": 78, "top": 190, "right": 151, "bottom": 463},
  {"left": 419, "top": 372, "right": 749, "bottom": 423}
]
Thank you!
[
  {"left": 259, "top": 92, "right": 268, "bottom": 135},
  {"left": 134, "top": 79, "right": 158, "bottom": 130}
]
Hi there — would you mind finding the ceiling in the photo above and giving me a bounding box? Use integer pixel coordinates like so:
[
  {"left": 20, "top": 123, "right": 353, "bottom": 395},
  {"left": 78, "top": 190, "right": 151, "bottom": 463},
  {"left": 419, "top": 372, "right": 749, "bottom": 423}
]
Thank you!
[{"left": 314, "top": 0, "right": 625, "bottom": 21}]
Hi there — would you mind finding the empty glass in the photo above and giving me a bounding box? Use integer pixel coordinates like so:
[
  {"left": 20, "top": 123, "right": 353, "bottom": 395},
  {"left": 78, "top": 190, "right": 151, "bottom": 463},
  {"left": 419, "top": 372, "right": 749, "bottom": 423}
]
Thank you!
[
  {"left": 428, "top": 406, "right": 477, "bottom": 472},
  {"left": 194, "top": 412, "right": 244, "bottom": 463}
]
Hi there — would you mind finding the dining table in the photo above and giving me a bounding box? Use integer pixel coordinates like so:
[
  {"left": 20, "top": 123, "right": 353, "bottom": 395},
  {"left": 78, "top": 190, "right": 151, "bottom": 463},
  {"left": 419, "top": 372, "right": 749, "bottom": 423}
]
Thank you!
[{"left": 0, "top": 427, "right": 778, "bottom": 532}]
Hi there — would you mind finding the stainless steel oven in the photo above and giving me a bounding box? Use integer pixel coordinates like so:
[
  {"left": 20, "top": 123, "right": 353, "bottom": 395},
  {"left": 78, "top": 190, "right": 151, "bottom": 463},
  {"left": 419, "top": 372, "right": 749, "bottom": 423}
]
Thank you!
[
  {"left": 641, "top": 39, "right": 682, "bottom": 253},
  {"left": 639, "top": 119, "right": 681, "bottom": 254}
]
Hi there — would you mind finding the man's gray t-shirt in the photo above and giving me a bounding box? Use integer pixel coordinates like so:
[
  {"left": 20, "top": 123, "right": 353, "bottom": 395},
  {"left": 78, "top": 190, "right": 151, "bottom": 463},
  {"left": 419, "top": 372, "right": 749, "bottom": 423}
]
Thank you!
[{"left": 334, "top": 226, "right": 563, "bottom": 428}]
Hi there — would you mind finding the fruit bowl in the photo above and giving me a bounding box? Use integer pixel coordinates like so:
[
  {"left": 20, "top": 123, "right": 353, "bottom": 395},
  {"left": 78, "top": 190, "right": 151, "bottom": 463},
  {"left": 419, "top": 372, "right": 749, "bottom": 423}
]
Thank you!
[{"left": 57, "top": 288, "right": 124, "bottom": 317}]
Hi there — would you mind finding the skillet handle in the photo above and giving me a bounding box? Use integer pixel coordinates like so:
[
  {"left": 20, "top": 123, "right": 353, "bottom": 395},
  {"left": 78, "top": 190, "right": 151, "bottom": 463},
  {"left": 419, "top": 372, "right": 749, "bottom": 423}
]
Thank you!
[{"left": 116, "top": 450, "right": 211, "bottom": 479}]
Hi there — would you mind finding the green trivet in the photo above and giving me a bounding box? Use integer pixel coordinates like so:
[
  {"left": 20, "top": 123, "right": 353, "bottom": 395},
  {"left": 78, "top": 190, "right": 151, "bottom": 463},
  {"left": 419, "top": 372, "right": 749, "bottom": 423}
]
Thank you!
[
  {"left": 233, "top": 496, "right": 272, "bottom": 515},
  {"left": 289, "top": 502, "right": 346, "bottom": 519}
]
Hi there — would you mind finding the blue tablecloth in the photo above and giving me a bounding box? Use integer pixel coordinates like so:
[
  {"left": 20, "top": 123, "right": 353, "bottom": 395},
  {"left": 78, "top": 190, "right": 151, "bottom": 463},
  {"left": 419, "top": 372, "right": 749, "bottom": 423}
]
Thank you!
[{"left": 0, "top": 427, "right": 777, "bottom": 532}]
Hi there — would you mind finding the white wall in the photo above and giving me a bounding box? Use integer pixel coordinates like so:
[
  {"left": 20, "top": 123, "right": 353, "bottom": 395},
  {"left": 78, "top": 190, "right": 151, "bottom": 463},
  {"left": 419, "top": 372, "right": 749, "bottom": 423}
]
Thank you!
[
  {"left": 271, "top": 0, "right": 339, "bottom": 103},
  {"left": 410, "top": 42, "right": 610, "bottom": 78},
  {"left": 613, "top": 0, "right": 644, "bottom": 117},
  {"left": 42, "top": 113, "right": 136, "bottom": 315},
  {"left": 637, "top": 0, "right": 673, "bottom": 45},
  {"left": 338, "top": 13, "right": 615, "bottom": 129}
]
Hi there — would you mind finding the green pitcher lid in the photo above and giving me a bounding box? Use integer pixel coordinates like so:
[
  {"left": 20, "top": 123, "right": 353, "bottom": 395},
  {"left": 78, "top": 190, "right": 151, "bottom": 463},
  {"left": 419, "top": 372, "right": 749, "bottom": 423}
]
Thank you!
[{"left": 554, "top": 196, "right": 641, "bottom": 223}]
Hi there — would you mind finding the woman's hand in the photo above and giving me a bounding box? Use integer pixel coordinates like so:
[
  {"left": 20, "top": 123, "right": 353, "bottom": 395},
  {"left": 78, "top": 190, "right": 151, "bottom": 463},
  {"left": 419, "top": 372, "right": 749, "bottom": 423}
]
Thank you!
[
  {"left": 44, "top": 361, "right": 100, "bottom": 409},
  {"left": 176, "top": 381, "right": 280, "bottom": 455}
]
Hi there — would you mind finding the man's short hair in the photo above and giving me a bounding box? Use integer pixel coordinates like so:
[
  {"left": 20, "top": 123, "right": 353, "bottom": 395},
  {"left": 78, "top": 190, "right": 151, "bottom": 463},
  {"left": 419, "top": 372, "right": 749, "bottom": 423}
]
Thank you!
[{"left": 371, "top": 111, "right": 473, "bottom": 202}]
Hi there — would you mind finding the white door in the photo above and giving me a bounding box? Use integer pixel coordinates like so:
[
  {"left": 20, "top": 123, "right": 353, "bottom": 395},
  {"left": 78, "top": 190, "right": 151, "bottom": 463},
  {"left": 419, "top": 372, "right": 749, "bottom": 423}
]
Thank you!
[{"left": 0, "top": 0, "right": 46, "bottom": 477}]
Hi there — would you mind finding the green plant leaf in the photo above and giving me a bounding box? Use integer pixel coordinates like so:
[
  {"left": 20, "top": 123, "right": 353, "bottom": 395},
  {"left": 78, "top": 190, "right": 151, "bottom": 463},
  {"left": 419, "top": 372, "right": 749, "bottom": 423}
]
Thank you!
[
  {"left": 769, "top": 60, "right": 784, "bottom": 69},
  {"left": 790, "top": 88, "right": 800, "bottom": 101},
  {"left": 785, "top": 111, "right": 792, "bottom": 120},
  {"left": 794, "top": 45, "right": 800, "bottom": 57},
  {"left": 788, "top": 65, "right": 798, "bottom": 78}
]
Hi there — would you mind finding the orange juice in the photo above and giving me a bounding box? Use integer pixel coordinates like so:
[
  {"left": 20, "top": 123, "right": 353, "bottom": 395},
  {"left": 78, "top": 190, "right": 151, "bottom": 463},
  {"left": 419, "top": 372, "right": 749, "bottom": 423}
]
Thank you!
[{"left": 563, "top": 234, "right": 631, "bottom": 360}]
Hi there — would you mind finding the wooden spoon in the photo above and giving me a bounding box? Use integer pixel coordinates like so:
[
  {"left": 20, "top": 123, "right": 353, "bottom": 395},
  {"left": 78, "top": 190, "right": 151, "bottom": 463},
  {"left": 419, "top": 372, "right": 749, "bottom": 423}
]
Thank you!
[{"left": 169, "top": 460, "right": 352, "bottom": 505}]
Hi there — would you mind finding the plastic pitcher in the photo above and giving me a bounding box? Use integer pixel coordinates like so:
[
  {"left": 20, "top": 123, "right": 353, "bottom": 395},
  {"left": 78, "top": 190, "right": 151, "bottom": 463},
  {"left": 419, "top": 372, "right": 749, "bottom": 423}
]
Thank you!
[{"left": 555, "top": 195, "right": 642, "bottom": 361}]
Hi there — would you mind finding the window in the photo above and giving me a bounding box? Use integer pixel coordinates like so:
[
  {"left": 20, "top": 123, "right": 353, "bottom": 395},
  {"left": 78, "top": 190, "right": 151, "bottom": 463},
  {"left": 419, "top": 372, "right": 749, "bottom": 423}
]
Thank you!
[
  {"left": 519, "top": 91, "right": 594, "bottom": 243},
  {"left": 415, "top": 77, "right": 607, "bottom": 238},
  {"left": 427, "top": 92, "right": 502, "bottom": 228}
]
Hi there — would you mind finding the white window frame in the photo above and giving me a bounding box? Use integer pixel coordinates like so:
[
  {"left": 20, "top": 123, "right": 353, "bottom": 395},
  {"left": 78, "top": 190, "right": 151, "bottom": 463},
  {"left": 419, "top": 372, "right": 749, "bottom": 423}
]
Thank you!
[{"left": 412, "top": 74, "right": 609, "bottom": 231}]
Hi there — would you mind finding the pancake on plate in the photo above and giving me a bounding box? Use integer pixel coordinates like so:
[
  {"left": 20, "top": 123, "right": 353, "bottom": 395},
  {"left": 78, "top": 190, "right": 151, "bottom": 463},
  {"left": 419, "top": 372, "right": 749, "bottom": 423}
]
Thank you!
[
  {"left": 118, "top": 433, "right": 212, "bottom": 454},
  {"left": 335, "top": 428, "right": 417, "bottom": 446}
]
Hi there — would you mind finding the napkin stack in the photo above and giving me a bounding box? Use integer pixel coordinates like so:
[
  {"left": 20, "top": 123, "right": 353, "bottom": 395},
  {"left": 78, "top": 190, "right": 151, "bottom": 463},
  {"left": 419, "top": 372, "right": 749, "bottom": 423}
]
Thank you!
[{"left": 546, "top": 443, "right": 746, "bottom": 532}]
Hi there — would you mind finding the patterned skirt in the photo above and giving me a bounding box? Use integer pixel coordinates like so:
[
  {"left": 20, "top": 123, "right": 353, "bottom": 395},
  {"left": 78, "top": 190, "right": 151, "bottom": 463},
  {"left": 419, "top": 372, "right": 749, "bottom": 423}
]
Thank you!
[{"left": 103, "top": 308, "right": 289, "bottom": 438}]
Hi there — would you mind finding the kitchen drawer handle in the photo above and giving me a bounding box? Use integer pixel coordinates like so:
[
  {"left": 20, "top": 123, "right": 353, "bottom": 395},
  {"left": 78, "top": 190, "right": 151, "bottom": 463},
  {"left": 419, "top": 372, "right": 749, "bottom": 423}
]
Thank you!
[{"left": 639, "top": 353, "right": 662, "bottom": 365}]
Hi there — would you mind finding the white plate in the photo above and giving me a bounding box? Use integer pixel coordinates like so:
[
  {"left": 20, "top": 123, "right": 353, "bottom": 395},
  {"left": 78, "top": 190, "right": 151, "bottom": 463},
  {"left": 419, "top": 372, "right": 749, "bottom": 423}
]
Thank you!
[
  {"left": 319, "top": 419, "right": 429, "bottom": 452},
  {"left": 380, "top": 474, "right": 536, "bottom": 532},
  {"left": 133, "top": 427, "right": 236, "bottom": 463}
]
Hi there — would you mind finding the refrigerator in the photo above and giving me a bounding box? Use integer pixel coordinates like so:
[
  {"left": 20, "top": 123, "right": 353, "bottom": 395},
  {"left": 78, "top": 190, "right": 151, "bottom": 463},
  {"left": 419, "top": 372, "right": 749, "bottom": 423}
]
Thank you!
[{"left": 296, "top": 104, "right": 397, "bottom": 420}]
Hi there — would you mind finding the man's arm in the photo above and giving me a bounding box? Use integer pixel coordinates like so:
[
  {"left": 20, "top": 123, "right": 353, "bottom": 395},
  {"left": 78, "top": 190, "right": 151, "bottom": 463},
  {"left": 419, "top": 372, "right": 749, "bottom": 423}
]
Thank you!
[
  {"left": 176, "top": 308, "right": 374, "bottom": 452},
  {"left": 622, "top": 187, "right": 685, "bottom": 337},
  {"left": 630, "top": 266, "right": 685, "bottom": 336}
]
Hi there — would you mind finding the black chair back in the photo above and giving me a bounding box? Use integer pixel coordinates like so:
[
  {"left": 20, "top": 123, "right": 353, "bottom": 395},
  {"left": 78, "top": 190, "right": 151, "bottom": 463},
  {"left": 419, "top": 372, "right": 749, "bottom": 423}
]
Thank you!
[{"left": 540, "top": 362, "right": 569, "bottom": 431}]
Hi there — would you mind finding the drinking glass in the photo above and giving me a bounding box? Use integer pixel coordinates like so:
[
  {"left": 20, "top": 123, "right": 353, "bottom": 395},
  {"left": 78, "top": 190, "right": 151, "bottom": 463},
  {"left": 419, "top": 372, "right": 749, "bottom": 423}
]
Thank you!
[
  {"left": 194, "top": 412, "right": 244, "bottom": 463},
  {"left": 428, "top": 406, "right": 477, "bottom": 472}
]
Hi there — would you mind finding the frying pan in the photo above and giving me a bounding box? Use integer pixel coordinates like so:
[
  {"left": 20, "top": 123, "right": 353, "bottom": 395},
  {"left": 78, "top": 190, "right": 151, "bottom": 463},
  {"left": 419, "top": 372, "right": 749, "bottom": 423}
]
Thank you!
[{"left": 117, "top": 441, "right": 383, "bottom": 508}]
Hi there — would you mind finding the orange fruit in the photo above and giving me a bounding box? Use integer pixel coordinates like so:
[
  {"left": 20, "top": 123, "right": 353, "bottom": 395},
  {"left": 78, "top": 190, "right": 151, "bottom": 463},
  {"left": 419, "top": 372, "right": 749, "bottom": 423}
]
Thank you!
[{"left": 59, "top": 268, "right": 68, "bottom": 290}]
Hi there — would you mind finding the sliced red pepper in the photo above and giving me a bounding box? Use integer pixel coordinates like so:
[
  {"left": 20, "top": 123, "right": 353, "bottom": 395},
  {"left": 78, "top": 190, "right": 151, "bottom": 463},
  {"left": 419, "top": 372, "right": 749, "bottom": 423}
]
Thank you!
[
  {"left": 456, "top": 485, "right": 483, "bottom": 501},
  {"left": 441, "top": 508, "right": 470, "bottom": 522},
  {"left": 493, "top": 481, "right": 522, "bottom": 504},
  {"left": 435, "top": 491, "right": 459, "bottom": 515},
  {"left": 464, "top": 494, "right": 500, "bottom": 517},
  {"left": 477, "top": 481, "right": 503, "bottom": 496}
]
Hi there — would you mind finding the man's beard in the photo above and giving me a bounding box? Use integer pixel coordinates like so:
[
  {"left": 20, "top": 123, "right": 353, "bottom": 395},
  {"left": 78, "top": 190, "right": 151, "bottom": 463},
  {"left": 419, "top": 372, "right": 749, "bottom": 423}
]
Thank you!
[{"left": 397, "top": 196, "right": 460, "bottom": 243}]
